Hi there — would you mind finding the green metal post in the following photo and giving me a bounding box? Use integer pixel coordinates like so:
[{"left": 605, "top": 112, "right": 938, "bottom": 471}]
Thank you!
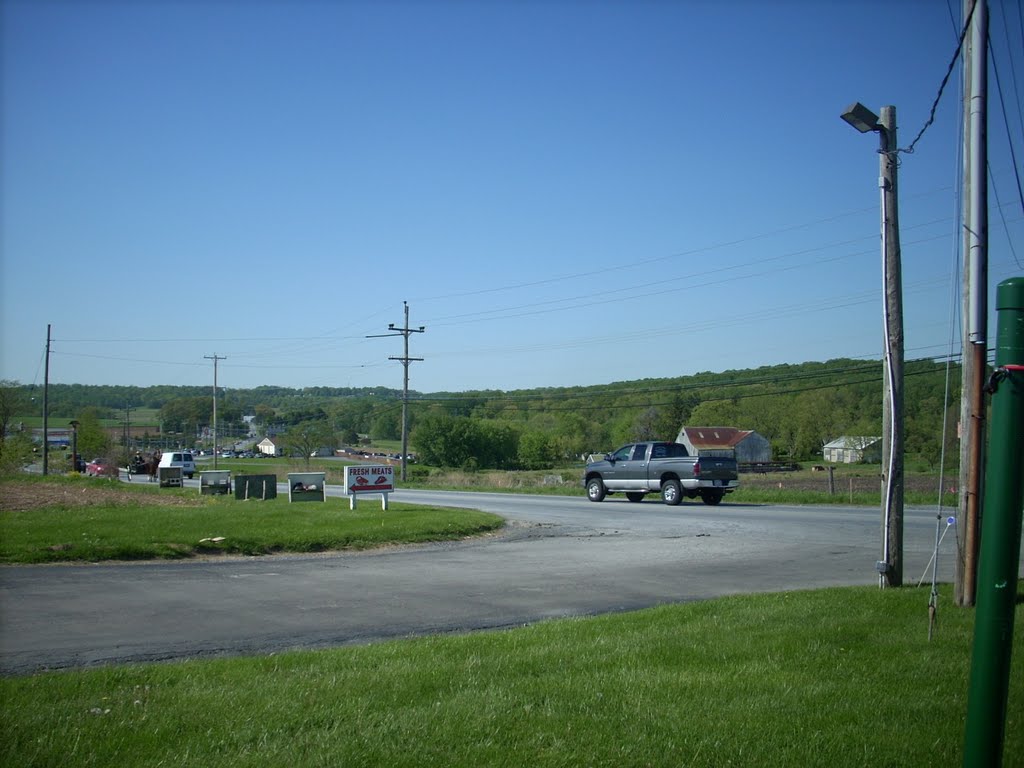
[{"left": 963, "top": 276, "right": 1024, "bottom": 767}]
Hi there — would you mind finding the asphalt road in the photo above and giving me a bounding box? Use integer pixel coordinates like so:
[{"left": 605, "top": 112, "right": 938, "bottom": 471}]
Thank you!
[{"left": 0, "top": 487, "right": 977, "bottom": 675}]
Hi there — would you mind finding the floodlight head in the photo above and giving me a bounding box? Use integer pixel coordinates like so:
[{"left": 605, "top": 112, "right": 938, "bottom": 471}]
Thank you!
[{"left": 841, "top": 102, "right": 880, "bottom": 133}]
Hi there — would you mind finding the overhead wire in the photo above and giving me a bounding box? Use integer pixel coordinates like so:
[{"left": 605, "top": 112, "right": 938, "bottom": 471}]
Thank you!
[{"left": 902, "top": 0, "right": 977, "bottom": 155}]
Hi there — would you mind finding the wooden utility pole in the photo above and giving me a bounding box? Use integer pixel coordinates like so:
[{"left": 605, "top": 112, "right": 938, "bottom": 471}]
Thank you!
[
  {"left": 879, "top": 106, "right": 905, "bottom": 588},
  {"left": 42, "top": 324, "right": 50, "bottom": 476},
  {"left": 840, "top": 101, "right": 906, "bottom": 587},
  {"left": 368, "top": 302, "right": 424, "bottom": 482},
  {"left": 123, "top": 404, "right": 135, "bottom": 455},
  {"left": 206, "top": 354, "right": 226, "bottom": 470}
]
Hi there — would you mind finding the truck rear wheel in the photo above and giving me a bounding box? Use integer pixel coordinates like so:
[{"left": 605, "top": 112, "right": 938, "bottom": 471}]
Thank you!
[
  {"left": 661, "top": 479, "right": 682, "bottom": 506},
  {"left": 701, "top": 491, "right": 724, "bottom": 506},
  {"left": 586, "top": 477, "right": 607, "bottom": 502},
  {"left": 626, "top": 492, "right": 645, "bottom": 503}
]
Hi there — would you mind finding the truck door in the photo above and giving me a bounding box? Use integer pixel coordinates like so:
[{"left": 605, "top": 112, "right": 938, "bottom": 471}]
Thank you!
[
  {"left": 602, "top": 444, "right": 633, "bottom": 490},
  {"left": 608, "top": 443, "right": 649, "bottom": 490}
]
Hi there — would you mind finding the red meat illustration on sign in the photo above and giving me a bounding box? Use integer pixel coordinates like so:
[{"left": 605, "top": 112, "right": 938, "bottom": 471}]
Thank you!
[
  {"left": 356, "top": 476, "right": 369, "bottom": 485},
  {"left": 375, "top": 475, "right": 388, "bottom": 485}
]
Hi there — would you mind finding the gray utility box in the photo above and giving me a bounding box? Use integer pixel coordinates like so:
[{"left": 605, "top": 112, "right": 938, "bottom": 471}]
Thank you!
[
  {"left": 234, "top": 474, "right": 278, "bottom": 501},
  {"left": 287, "top": 472, "right": 326, "bottom": 502},
  {"left": 200, "top": 470, "right": 231, "bottom": 495},
  {"left": 158, "top": 466, "right": 183, "bottom": 488}
]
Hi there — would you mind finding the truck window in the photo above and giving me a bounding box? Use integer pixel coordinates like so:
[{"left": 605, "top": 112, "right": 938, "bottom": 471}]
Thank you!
[
  {"left": 632, "top": 444, "right": 649, "bottom": 461},
  {"left": 612, "top": 445, "right": 633, "bottom": 461},
  {"left": 652, "top": 444, "right": 667, "bottom": 459}
]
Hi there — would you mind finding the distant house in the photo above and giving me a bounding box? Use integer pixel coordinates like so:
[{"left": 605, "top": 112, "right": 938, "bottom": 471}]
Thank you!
[
  {"left": 33, "top": 428, "right": 71, "bottom": 448},
  {"left": 823, "top": 436, "right": 882, "bottom": 464},
  {"left": 675, "top": 426, "right": 772, "bottom": 463},
  {"left": 257, "top": 436, "right": 287, "bottom": 457}
]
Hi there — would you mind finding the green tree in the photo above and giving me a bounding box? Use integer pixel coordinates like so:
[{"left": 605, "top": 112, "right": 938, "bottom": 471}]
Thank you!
[
  {"left": 631, "top": 407, "right": 661, "bottom": 442},
  {"left": 283, "top": 420, "right": 337, "bottom": 468},
  {"left": 477, "top": 421, "right": 519, "bottom": 470},
  {"left": 518, "top": 430, "right": 556, "bottom": 470},
  {"left": 654, "top": 392, "right": 700, "bottom": 441},
  {"left": 253, "top": 404, "right": 276, "bottom": 424},
  {"left": 371, "top": 409, "right": 402, "bottom": 441},
  {"left": 75, "top": 408, "right": 113, "bottom": 461},
  {"left": 412, "top": 413, "right": 488, "bottom": 469},
  {"left": 0, "top": 380, "right": 24, "bottom": 467}
]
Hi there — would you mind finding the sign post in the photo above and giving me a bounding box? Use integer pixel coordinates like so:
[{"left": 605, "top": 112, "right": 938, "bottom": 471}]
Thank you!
[{"left": 343, "top": 464, "right": 394, "bottom": 510}]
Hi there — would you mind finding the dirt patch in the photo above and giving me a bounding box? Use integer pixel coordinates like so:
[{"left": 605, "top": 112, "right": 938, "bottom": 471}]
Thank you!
[{"left": 0, "top": 481, "right": 203, "bottom": 513}]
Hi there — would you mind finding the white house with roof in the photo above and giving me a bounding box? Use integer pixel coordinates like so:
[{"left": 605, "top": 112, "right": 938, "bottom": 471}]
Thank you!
[
  {"left": 822, "top": 436, "right": 882, "bottom": 464},
  {"left": 257, "top": 436, "right": 287, "bottom": 457}
]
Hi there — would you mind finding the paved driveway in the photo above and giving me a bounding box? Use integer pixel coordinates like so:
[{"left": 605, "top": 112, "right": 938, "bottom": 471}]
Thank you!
[{"left": 0, "top": 490, "right": 966, "bottom": 675}]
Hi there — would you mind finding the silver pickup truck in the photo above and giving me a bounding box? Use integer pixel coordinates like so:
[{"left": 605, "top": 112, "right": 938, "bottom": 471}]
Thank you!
[{"left": 583, "top": 441, "right": 739, "bottom": 506}]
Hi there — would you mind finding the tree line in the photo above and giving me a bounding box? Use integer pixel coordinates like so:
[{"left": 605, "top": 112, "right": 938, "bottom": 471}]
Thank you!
[{"left": 3, "top": 357, "right": 963, "bottom": 473}]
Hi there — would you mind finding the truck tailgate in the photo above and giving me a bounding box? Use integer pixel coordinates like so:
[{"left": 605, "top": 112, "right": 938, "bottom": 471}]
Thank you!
[{"left": 698, "top": 458, "right": 737, "bottom": 480}]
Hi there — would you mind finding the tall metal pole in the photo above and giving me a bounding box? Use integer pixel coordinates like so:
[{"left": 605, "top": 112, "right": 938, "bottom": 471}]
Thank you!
[
  {"left": 206, "top": 355, "right": 225, "bottom": 470},
  {"left": 368, "top": 302, "right": 424, "bottom": 482},
  {"left": 957, "top": 0, "right": 988, "bottom": 607},
  {"left": 879, "top": 106, "right": 905, "bottom": 588},
  {"left": 42, "top": 324, "right": 50, "bottom": 476},
  {"left": 962, "top": 277, "right": 1024, "bottom": 768}
]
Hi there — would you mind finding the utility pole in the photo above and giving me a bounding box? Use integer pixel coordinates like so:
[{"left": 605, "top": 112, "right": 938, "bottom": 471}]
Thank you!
[
  {"left": 879, "top": 105, "right": 905, "bottom": 588},
  {"left": 957, "top": 0, "right": 988, "bottom": 608},
  {"left": 206, "top": 355, "right": 226, "bottom": 470},
  {"left": 123, "top": 404, "right": 135, "bottom": 455},
  {"left": 368, "top": 302, "right": 424, "bottom": 482},
  {"left": 840, "top": 102, "right": 905, "bottom": 587},
  {"left": 42, "top": 324, "right": 51, "bottom": 476}
]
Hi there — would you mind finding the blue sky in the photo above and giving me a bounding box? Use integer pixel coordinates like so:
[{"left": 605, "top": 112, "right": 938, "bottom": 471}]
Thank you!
[{"left": 2, "top": 0, "right": 1022, "bottom": 394}]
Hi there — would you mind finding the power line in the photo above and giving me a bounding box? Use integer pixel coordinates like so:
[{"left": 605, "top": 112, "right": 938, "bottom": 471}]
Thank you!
[{"left": 902, "top": 0, "right": 978, "bottom": 155}]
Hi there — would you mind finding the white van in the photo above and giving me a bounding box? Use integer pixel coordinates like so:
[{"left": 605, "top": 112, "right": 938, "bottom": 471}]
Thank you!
[{"left": 158, "top": 451, "right": 196, "bottom": 479}]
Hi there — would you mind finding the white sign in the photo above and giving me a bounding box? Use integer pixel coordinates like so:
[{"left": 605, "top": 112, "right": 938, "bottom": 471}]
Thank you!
[
  {"left": 344, "top": 464, "right": 394, "bottom": 493},
  {"left": 344, "top": 464, "right": 394, "bottom": 509}
]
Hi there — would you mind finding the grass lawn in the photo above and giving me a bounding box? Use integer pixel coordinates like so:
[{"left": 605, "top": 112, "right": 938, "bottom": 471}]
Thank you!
[
  {"left": 1, "top": 584, "right": 1021, "bottom": 767},
  {"left": 0, "top": 475, "right": 503, "bottom": 563}
]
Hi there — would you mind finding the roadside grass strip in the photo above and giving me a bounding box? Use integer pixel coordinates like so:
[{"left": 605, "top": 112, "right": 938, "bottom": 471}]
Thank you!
[
  {"left": 2, "top": 584, "right": 1021, "bottom": 767},
  {"left": 0, "top": 479, "right": 503, "bottom": 564}
]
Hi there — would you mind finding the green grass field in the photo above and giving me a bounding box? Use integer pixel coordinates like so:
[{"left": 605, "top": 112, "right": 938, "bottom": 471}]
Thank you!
[
  {"left": 2, "top": 584, "right": 1020, "bottom": 767},
  {"left": 1, "top": 474, "right": 1021, "bottom": 765},
  {"left": 0, "top": 475, "right": 503, "bottom": 563}
]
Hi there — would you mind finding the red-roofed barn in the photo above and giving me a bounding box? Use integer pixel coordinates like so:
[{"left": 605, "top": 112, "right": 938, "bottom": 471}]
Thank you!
[{"left": 675, "top": 426, "right": 772, "bottom": 464}]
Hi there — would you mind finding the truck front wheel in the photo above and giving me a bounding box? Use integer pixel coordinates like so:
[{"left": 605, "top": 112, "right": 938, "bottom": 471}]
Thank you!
[
  {"left": 586, "top": 477, "right": 607, "bottom": 502},
  {"left": 661, "top": 479, "right": 682, "bottom": 506}
]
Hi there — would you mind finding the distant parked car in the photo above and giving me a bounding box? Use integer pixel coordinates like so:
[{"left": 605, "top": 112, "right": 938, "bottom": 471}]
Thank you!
[{"left": 85, "top": 458, "right": 117, "bottom": 477}]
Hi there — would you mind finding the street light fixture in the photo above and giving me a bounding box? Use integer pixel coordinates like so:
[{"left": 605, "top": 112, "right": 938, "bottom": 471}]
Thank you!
[
  {"left": 841, "top": 102, "right": 881, "bottom": 133},
  {"left": 841, "top": 101, "right": 905, "bottom": 588}
]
